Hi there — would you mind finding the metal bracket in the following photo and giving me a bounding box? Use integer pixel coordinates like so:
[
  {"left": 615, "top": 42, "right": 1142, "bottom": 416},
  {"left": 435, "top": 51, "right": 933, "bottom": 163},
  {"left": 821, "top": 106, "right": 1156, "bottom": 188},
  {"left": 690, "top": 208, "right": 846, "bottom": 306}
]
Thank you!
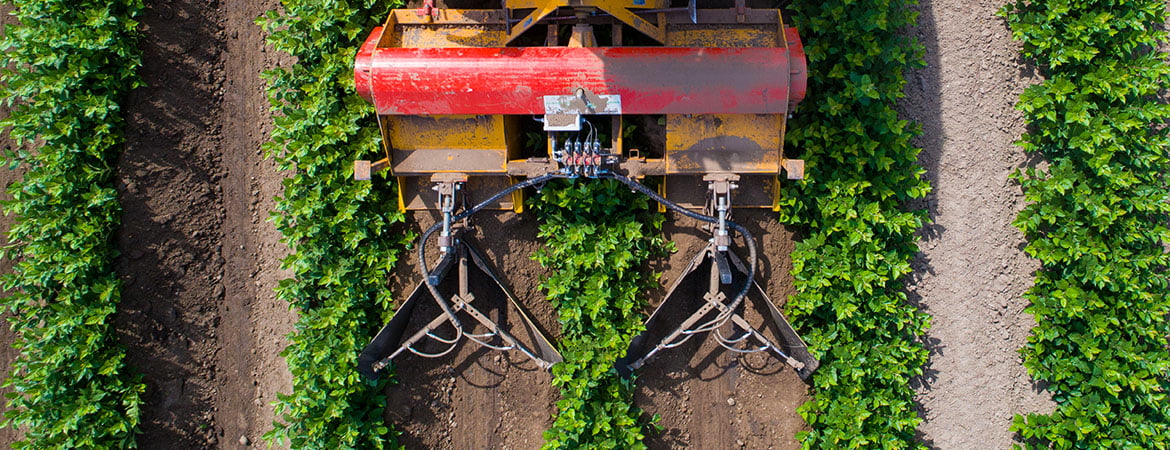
[
  {"left": 354, "top": 158, "right": 391, "bottom": 181},
  {"left": 358, "top": 240, "right": 564, "bottom": 379},
  {"left": 543, "top": 88, "right": 622, "bottom": 131},
  {"left": 416, "top": 0, "right": 436, "bottom": 21},
  {"left": 432, "top": 174, "right": 469, "bottom": 254},
  {"left": 704, "top": 174, "right": 739, "bottom": 253},
  {"left": 617, "top": 241, "right": 819, "bottom": 379},
  {"left": 782, "top": 158, "right": 805, "bottom": 180}
]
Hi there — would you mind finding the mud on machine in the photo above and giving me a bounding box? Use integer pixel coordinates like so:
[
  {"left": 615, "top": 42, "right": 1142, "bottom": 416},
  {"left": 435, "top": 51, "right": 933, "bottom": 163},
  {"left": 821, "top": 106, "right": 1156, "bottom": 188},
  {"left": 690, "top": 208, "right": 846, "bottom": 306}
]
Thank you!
[{"left": 353, "top": 0, "right": 819, "bottom": 383}]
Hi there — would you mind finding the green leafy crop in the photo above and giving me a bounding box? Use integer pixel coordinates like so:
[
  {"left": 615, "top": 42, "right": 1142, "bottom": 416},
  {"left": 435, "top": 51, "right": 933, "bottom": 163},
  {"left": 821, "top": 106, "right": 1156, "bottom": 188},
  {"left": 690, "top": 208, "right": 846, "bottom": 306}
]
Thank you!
[
  {"left": 0, "top": 0, "right": 145, "bottom": 448},
  {"left": 1001, "top": 0, "right": 1170, "bottom": 447},
  {"left": 531, "top": 180, "right": 669, "bottom": 449},
  {"left": 258, "top": 1, "right": 408, "bottom": 448},
  {"left": 782, "top": 0, "right": 931, "bottom": 447}
]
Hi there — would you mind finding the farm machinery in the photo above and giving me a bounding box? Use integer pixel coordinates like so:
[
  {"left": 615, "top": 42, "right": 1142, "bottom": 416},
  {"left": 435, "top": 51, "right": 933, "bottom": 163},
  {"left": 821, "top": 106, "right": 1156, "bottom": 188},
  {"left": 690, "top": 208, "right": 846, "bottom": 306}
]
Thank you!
[{"left": 354, "top": 0, "right": 819, "bottom": 382}]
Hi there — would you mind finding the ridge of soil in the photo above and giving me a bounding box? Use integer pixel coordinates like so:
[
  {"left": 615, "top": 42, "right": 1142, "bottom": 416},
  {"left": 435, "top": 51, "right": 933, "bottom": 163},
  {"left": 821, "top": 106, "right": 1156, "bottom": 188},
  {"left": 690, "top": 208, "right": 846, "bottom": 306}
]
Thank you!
[
  {"left": 903, "top": 1, "right": 1056, "bottom": 448},
  {"left": 112, "top": 0, "right": 292, "bottom": 448}
]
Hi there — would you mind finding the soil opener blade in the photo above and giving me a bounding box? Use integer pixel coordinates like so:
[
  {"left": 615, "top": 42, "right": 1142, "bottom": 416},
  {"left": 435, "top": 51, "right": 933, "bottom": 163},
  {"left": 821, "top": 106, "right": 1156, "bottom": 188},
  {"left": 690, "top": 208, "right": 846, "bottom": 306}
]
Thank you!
[
  {"left": 358, "top": 240, "right": 563, "bottom": 380},
  {"left": 618, "top": 243, "right": 818, "bottom": 379}
]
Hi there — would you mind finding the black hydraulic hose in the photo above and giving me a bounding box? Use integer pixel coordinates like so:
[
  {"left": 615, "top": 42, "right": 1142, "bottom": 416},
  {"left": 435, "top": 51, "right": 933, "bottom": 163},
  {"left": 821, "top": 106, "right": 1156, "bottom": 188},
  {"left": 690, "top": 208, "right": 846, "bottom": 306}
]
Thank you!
[
  {"left": 416, "top": 171, "right": 756, "bottom": 336},
  {"left": 601, "top": 173, "right": 757, "bottom": 322},
  {"left": 418, "top": 173, "right": 567, "bottom": 327}
]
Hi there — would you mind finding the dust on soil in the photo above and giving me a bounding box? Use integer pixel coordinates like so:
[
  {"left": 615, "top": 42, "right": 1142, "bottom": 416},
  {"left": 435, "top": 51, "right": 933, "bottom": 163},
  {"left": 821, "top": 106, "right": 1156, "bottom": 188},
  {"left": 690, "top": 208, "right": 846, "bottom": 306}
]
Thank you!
[
  {"left": 903, "top": 0, "right": 1056, "bottom": 448},
  {"left": 112, "top": 0, "right": 293, "bottom": 448}
]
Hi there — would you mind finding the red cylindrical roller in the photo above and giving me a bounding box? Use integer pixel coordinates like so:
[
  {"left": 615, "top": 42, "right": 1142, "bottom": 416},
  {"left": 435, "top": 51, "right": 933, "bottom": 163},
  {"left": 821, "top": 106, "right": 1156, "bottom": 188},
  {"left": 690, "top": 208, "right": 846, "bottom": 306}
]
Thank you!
[{"left": 355, "top": 28, "right": 808, "bottom": 116}]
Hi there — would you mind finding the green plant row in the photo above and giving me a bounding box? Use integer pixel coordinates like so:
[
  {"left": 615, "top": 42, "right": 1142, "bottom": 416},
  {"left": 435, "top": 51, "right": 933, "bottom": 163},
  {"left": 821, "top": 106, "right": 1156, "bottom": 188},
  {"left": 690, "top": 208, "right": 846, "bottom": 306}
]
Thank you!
[
  {"left": 0, "top": 0, "right": 145, "bottom": 448},
  {"left": 531, "top": 180, "right": 669, "bottom": 449},
  {"left": 780, "top": 0, "right": 931, "bottom": 448},
  {"left": 1000, "top": 0, "right": 1170, "bottom": 447},
  {"left": 257, "top": 1, "right": 408, "bottom": 448}
]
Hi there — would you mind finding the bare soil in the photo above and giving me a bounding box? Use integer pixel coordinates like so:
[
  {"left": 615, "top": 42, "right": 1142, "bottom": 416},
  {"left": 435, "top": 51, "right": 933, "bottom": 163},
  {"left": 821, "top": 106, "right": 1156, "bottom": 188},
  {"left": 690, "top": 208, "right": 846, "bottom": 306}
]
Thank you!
[
  {"left": 384, "top": 207, "right": 808, "bottom": 449},
  {"left": 385, "top": 211, "right": 559, "bottom": 449},
  {"left": 110, "top": 0, "right": 293, "bottom": 448},
  {"left": 0, "top": 0, "right": 1091, "bottom": 449},
  {"left": 637, "top": 211, "right": 809, "bottom": 450},
  {"left": 904, "top": 1, "right": 1056, "bottom": 448}
]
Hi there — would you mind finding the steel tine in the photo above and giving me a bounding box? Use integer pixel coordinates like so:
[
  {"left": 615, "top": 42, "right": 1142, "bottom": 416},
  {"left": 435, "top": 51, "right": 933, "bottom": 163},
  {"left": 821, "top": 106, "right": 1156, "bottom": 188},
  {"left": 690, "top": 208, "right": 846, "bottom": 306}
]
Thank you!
[
  {"left": 725, "top": 249, "right": 820, "bottom": 378},
  {"left": 358, "top": 276, "right": 434, "bottom": 379}
]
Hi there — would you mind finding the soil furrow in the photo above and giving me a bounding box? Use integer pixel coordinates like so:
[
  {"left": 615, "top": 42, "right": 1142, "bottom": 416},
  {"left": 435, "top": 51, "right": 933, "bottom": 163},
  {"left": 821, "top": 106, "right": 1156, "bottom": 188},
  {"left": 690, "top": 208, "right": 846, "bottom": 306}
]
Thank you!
[
  {"left": 0, "top": 0, "right": 1093, "bottom": 448},
  {"left": 114, "top": 0, "right": 229, "bottom": 447},
  {"left": 213, "top": 0, "right": 294, "bottom": 447},
  {"left": 904, "top": 1, "right": 1055, "bottom": 448}
]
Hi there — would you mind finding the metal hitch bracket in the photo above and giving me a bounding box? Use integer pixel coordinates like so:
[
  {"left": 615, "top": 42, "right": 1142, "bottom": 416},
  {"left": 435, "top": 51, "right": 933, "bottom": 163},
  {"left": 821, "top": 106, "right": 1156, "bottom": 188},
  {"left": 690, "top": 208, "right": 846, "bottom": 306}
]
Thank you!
[
  {"left": 617, "top": 177, "right": 819, "bottom": 379},
  {"left": 357, "top": 181, "right": 563, "bottom": 379}
]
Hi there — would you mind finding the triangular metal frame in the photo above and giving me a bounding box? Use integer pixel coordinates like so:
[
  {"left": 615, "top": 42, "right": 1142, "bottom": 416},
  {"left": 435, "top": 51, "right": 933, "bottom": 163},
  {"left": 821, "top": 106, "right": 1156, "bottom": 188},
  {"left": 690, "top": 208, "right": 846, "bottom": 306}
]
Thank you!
[
  {"left": 358, "top": 239, "right": 563, "bottom": 379},
  {"left": 618, "top": 242, "right": 819, "bottom": 379}
]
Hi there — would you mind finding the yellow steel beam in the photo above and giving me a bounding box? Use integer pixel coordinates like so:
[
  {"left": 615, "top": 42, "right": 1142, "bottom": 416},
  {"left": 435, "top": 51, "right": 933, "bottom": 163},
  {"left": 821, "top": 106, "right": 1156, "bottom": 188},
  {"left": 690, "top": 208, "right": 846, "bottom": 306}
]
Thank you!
[
  {"left": 505, "top": 0, "right": 667, "bottom": 9},
  {"left": 506, "top": 0, "right": 667, "bottom": 44},
  {"left": 506, "top": 0, "right": 562, "bottom": 44},
  {"left": 602, "top": 5, "right": 665, "bottom": 43}
]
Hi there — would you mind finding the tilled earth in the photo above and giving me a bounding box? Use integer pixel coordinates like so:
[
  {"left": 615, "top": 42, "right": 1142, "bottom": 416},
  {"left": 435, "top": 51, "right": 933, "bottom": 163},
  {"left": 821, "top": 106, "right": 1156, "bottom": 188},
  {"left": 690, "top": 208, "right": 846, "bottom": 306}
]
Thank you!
[{"left": 0, "top": 0, "right": 1056, "bottom": 448}]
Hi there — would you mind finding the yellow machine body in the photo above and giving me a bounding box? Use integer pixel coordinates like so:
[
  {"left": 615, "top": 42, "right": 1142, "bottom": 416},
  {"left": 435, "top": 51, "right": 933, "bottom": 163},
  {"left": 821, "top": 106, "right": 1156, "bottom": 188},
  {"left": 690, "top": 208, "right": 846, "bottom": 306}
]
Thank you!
[{"left": 360, "top": 3, "right": 807, "bottom": 212}]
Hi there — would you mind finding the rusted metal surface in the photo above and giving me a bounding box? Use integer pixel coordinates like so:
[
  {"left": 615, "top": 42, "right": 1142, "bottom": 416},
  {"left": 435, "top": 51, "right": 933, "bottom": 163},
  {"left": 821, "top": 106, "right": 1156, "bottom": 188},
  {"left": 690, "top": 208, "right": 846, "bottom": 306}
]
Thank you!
[
  {"left": 667, "top": 24, "right": 777, "bottom": 47},
  {"left": 392, "top": 8, "right": 508, "bottom": 25},
  {"left": 399, "top": 175, "right": 515, "bottom": 210},
  {"left": 506, "top": 0, "right": 669, "bottom": 43},
  {"left": 386, "top": 115, "right": 511, "bottom": 175},
  {"left": 665, "top": 114, "right": 782, "bottom": 174},
  {"left": 393, "top": 148, "right": 509, "bottom": 175},
  {"left": 663, "top": 174, "right": 777, "bottom": 209},
  {"left": 504, "top": 0, "right": 667, "bottom": 10},
  {"left": 387, "top": 115, "right": 506, "bottom": 150}
]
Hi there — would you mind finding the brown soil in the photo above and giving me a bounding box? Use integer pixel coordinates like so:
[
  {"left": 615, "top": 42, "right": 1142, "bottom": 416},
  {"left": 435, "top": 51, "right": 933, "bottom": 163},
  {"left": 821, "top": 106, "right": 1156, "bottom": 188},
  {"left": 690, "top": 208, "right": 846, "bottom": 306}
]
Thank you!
[
  {"left": 0, "top": 0, "right": 1099, "bottom": 449},
  {"left": 384, "top": 206, "right": 808, "bottom": 449},
  {"left": 903, "top": 0, "right": 1056, "bottom": 448},
  {"left": 110, "top": 0, "right": 293, "bottom": 448},
  {"left": 637, "top": 210, "right": 808, "bottom": 450},
  {"left": 385, "top": 211, "right": 558, "bottom": 449}
]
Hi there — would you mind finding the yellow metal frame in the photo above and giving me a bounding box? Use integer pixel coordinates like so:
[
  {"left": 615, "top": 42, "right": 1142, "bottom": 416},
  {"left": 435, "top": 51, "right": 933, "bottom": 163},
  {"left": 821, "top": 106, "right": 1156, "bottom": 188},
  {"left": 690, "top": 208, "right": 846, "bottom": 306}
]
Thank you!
[
  {"left": 369, "top": 6, "right": 801, "bottom": 211},
  {"left": 505, "top": 0, "right": 669, "bottom": 43}
]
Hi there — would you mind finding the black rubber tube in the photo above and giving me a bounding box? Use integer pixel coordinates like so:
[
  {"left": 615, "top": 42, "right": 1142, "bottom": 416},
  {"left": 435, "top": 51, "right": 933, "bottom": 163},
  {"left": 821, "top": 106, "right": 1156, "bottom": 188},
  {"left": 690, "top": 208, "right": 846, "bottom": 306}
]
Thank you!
[
  {"left": 415, "top": 172, "right": 757, "bottom": 341},
  {"left": 417, "top": 173, "right": 566, "bottom": 327},
  {"left": 601, "top": 173, "right": 756, "bottom": 320}
]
